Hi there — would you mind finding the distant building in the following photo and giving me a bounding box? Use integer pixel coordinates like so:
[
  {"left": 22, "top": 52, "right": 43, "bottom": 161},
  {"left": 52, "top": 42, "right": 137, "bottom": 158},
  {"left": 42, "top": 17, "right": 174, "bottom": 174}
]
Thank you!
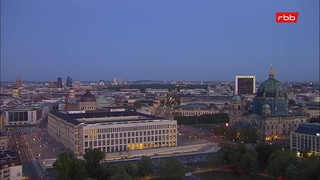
[
  {"left": 4, "top": 104, "right": 50, "bottom": 126},
  {"left": 66, "top": 76, "right": 73, "bottom": 88},
  {"left": 118, "top": 78, "right": 123, "bottom": 85},
  {"left": 173, "top": 104, "right": 219, "bottom": 117},
  {"left": 0, "top": 110, "right": 6, "bottom": 132},
  {"left": 235, "top": 75, "right": 255, "bottom": 95},
  {"left": 11, "top": 89, "right": 19, "bottom": 98},
  {"left": 0, "top": 149, "right": 22, "bottom": 180},
  {"left": 290, "top": 123, "right": 320, "bottom": 156},
  {"left": 79, "top": 89, "right": 98, "bottom": 111},
  {"left": 0, "top": 133, "right": 9, "bottom": 150},
  {"left": 15, "top": 77, "right": 22, "bottom": 88},
  {"left": 113, "top": 78, "right": 118, "bottom": 85},
  {"left": 57, "top": 77, "right": 63, "bottom": 88},
  {"left": 72, "top": 81, "right": 82, "bottom": 90},
  {"left": 48, "top": 110, "right": 177, "bottom": 155}
]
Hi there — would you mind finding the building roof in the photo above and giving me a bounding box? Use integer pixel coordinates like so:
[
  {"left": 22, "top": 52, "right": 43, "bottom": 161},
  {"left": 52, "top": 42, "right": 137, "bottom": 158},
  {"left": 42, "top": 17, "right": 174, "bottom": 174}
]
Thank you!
[
  {"left": 256, "top": 65, "right": 288, "bottom": 99},
  {"left": 295, "top": 123, "right": 320, "bottom": 136},
  {"left": 232, "top": 94, "right": 241, "bottom": 102},
  {"left": 80, "top": 89, "right": 96, "bottom": 102},
  {"left": 50, "top": 110, "right": 165, "bottom": 126},
  {"left": 0, "top": 149, "right": 20, "bottom": 167},
  {"left": 263, "top": 104, "right": 270, "bottom": 109}
]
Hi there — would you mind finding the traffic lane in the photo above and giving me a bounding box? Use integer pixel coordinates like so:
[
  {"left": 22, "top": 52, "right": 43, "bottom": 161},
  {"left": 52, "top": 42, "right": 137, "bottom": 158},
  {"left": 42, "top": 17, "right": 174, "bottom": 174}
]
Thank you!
[
  {"left": 25, "top": 128, "right": 73, "bottom": 159},
  {"left": 16, "top": 134, "right": 37, "bottom": 180}
]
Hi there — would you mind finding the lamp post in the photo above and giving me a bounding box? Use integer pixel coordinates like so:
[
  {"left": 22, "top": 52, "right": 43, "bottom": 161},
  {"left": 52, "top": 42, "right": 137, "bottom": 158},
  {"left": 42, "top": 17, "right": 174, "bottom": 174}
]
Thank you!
[{"left": 316, "top": 133, "right": 320, "bottom": 156}]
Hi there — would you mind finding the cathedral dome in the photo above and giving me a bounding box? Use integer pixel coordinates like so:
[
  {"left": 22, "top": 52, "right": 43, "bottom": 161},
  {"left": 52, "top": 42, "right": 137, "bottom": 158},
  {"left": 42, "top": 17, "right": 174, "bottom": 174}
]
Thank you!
[
  {"left": 80, "top": 89, "right": 96, "bottom": 102},
  {"left": 262, "top": 104, "right": 270, "bottom": 109},
  {"left": 256, "top": 64, "right": 288, "bottom": 99},
  {"left": 232, "top": 94, "right": 241, "bottom": 101}
]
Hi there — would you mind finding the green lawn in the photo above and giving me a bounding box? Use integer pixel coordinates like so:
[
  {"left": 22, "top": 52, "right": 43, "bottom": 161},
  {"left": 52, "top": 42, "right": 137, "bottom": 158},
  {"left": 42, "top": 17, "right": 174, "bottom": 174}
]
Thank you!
[{"left": 196, "top": 171, "right": 276, "bottom": 180}]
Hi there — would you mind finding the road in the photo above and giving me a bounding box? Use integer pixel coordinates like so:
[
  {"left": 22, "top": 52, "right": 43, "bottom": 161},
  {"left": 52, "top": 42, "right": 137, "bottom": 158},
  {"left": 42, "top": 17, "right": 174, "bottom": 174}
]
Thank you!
[
  {"left": 178, "top": 125, "right": 237, "bottom": 146},
  {"left": 7, "top": 124, "right": 47, "bottom": 180}
]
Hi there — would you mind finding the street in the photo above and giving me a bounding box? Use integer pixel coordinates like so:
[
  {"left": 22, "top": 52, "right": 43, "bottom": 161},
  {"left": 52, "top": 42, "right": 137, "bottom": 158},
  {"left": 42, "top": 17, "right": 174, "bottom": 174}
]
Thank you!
[{"left": 7, "top": 124, "right": 49, "bottom": 180}]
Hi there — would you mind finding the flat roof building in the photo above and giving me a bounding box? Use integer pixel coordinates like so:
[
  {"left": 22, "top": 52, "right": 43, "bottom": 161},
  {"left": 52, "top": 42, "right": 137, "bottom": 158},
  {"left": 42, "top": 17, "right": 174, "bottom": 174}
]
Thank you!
[
  {"left": 290, "top": 123, "right": 320, "bottom": 156},
  {"left": 48, "top": 110, "right": 177, "bottom": 155}
]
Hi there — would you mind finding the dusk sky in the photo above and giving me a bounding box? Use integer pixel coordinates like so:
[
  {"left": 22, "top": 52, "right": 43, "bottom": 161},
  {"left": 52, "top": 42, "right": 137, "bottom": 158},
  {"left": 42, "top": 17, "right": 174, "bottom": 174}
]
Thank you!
[{"left": 1, "top": 0, "right": 319, "bottom": 82}]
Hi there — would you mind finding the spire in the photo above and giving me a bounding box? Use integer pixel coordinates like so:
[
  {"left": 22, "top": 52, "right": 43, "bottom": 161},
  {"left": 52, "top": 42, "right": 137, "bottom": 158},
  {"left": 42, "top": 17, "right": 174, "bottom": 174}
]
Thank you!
[{"left": 269, "top": 63, "right": 275, "bottom": 79}]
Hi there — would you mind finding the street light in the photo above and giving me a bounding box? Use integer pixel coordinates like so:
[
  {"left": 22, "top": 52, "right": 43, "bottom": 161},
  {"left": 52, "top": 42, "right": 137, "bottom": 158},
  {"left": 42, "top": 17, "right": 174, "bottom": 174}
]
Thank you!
[{"left": 316, "top": 133, "right": 320, "bottom": 155}]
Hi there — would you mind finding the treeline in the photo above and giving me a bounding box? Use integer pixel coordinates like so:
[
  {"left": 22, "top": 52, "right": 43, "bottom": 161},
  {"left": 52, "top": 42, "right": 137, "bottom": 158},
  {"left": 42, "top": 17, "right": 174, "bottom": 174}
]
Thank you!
[
  {"left": 219, "top": 141, "right": 320, "bottom": 179},
  {"left": 174, "top": 114, "right": 229, "bottom": 125},
  {"left": 106, "top": 84, "right": 210, "bottom": 92},
  {"left": 214, "top": 126, "right": 259, "bottom": 144},
  {"left": 53, "top": 148, "right": 186, "bottom": 180}
]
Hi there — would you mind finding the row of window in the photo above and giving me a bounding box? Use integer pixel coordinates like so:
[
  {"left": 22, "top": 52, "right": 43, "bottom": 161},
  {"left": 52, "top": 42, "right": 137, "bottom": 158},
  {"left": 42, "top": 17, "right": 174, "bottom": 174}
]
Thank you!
[
  {"left": 93, "top": 124, "right": 177, "bottom": 134},
  {"left": 85, "top": 129, "right": 177, "bottom": 139},
  {"left": 84, "top": 141, "right": 176, "bottom": 152},
  {"left": 84, "top": 134, "right": 177, "bottom": 143}
]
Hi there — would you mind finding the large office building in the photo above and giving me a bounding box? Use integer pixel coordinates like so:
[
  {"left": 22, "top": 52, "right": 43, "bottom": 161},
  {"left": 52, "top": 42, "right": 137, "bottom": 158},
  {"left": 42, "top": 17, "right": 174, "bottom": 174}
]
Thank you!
[
  {"left": 4, "top": 105, "right": 50, "bottom": 125},
  {"left": 57, "top": 77, "right": 63, "bottom": 88},
  {"left": 48, "top": 110, "right": 177, "bottom": 155},
  {"left": 66, "top": 76, "right": 73, "bottom": 88},
  {"left": 290, "top": 123, "right": 320, "bottom": 156},
  {"left": 235, "top": 75, "right": 256, "bottom": 95}
]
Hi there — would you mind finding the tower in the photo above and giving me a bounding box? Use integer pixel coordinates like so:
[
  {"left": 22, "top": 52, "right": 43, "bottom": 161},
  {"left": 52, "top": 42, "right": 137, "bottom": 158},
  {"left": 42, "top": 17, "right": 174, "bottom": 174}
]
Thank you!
[
  {"left": 57, "top": 77, "right": 63, "bottom": 88},
  {"left": 66, "top": 76, "right": 73, "bottom": 88},
  {"left": 15, "top": 77, "right": 22, "bottom": 88}
]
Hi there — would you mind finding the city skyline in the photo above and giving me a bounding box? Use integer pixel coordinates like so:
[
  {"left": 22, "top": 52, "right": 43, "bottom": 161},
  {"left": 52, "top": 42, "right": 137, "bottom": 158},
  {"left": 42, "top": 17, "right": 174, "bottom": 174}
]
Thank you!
[{"left": 1, "top": 0, "right": 319, "bottom": 82}]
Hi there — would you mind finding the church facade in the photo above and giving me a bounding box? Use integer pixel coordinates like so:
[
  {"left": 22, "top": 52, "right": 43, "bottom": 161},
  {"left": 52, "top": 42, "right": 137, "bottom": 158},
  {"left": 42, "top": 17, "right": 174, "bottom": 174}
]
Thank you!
[{"left": 230, "top": 65, "right": 308, "bottom": 147}]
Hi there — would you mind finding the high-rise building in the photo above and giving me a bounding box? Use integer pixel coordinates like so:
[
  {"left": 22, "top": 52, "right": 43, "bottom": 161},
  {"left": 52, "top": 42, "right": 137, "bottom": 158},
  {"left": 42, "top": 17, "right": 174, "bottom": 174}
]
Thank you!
[
  {"left": 15, "top": 77, "right": 22, "bottom": 88},
  {"left": 118, "top": 78, "right": 123, "bottom": 85},
  {"left": 235, "top": 75, "right": 256, "bottom": 95},
  {"left": 113, "top": 78, "right": 118, "bottom": 85},
  {"left": 66, "top": 76, "right": 73, "bottom": 87},
  {"left": 57, "top": 77, "right": 63, "bottom": 88}
]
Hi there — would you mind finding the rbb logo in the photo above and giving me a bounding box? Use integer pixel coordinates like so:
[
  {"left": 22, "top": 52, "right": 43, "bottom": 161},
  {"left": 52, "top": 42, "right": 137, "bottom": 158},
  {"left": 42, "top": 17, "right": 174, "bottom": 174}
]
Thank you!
[{"left": 276, "top": 12, "right": 299, "bottom": 23}]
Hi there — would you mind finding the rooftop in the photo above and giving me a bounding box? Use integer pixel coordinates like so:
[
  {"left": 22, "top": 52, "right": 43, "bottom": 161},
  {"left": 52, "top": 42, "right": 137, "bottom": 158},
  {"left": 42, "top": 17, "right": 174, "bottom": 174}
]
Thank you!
[
  {"left": 295, "top": 123, "right": 320, "bottom": 136},
  {"left": 0, "top": 149, "right": 17, "bottom": 164},
  {"left": 50, "top": 110, "right": 168, "bottom": 126}
]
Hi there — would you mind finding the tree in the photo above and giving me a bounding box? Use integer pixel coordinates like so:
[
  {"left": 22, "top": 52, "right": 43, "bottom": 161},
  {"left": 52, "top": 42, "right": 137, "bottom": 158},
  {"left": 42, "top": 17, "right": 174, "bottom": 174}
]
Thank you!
[
  {"left": 137, "top": 156, "right": 154, "bottom": 177},
  {"left": 124, "top": 163, "right": 137, "bottom": 178},
  {"left": 267, "top": 150, "right": 298, "bottom": 178},
  {"left": 69, "top": 159, "right": 89, "bottom": 180},
  {"left": 53, "top": 153, "right": 77, "bottom": 180},
  {"left": 83, "top": 148, "right": 106, "bottom": 178},
  {"left": 229, "top": 145, "right": 259, "bottom": 174},
  {"left": 285, "top": 164, "right": 300, "bottom": 180},
  {"left": 159, "top": 156, "right": 186, "bottom": 180},
  {"left": 255, "top": 143, "right": 281, "bottom": 165},
  {"left": 110, "top": 167, "right": 133, "bottom": 180},
  {"left": 134, "top": 100, "right": 142, "bottom": 109},
  {"left": 218, "top": 140, "right": 234, "bottom": 164}
]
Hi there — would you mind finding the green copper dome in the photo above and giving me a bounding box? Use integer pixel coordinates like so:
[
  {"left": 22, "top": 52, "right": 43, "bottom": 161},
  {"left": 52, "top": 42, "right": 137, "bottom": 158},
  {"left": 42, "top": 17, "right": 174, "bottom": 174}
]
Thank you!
[
  {"left": 232, "top": 94, "right": 241, "bottom": 101},
  {"left": 262, "top": 103, "right": 270, "bottom": 109},
  {"left": 256, "top": 65, "right": 288, "bottom": 99}
]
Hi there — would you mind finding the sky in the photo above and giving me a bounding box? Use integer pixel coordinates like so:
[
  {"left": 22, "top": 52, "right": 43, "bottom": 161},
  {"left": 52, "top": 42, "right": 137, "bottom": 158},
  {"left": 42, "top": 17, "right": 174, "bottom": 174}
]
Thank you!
[{"left": 1, "top": 0, "right": 319, "bottom": 82}]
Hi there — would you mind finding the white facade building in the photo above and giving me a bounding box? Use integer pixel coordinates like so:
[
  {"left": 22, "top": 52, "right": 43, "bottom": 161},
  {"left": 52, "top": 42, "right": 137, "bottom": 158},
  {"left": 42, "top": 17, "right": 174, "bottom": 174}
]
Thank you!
[
  {"left": 48, "top": 110, "right": 177, "bottom": 155},
  {"left": 290, "top": 123, "right": 320, "bottom": 156},
  {"left": 5, "top": 104, "right": 50, "bottom": 125}
]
